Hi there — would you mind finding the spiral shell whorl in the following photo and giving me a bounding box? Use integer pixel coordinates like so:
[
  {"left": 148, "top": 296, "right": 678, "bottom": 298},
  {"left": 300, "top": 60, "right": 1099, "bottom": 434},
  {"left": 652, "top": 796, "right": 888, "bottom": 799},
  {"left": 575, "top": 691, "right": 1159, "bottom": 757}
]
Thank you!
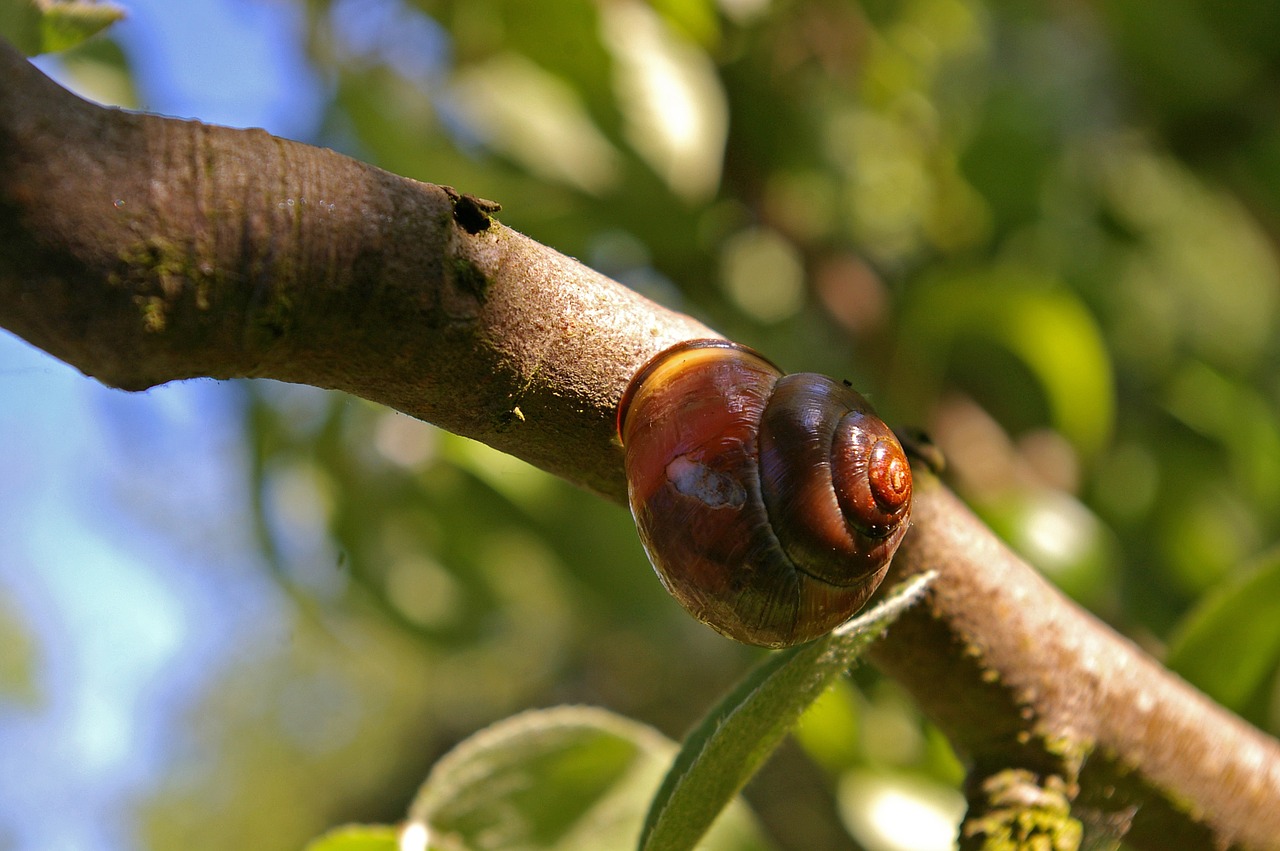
[{"left": 619, "top": 340, "right": 912, "bottom": 647}]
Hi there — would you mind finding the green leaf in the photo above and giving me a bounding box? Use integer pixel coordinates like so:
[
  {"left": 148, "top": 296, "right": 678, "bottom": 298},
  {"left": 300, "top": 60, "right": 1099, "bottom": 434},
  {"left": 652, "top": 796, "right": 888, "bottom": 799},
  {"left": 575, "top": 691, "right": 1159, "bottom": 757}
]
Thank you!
[
  {"left": 650, "top": 0, "right": 720, "bottom": 46},
  {"left": 0, "top": 0, "right": 124, "bottom": 56},
  {"left": 303, "top": 824, "right": 399, "bottom": 851},
  {"left": 898, "top": 270, "right": 1114, "bottom": 456},
  {"left": 639, "top": 573, "right": 935, "bottom": 851},
  {"left": 39, "top": 0, "right": 124, "bottom": 53},
  {"left": 1165, "top": 546, "right": 1280, "bottom": 713},
  {"left": 406, "top": 705, "right": 772, "bottom": 851},
  {"left": 0, "top": 0, "right": 41, "bottom": 53}
]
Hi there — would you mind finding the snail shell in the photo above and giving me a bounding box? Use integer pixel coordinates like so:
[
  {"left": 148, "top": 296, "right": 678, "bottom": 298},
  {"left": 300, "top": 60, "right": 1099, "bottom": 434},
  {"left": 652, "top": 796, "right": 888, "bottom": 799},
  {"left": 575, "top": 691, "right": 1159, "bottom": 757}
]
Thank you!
[{"left": 617, "top": 340, "right": 912, "bottom": 647}]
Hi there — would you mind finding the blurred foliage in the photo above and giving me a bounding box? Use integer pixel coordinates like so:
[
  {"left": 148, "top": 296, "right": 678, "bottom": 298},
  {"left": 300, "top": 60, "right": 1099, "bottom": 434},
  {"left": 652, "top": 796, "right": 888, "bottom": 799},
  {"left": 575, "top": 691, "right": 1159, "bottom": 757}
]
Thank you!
[
  {"left": 0, "top": 0, "right": 125, "bottom": 56},
  {"left": 21, "top": 0, "right": 1280, "bottom": 848},
  {"left": 303, "top": 824, "right": 399, "bottom": 851}
]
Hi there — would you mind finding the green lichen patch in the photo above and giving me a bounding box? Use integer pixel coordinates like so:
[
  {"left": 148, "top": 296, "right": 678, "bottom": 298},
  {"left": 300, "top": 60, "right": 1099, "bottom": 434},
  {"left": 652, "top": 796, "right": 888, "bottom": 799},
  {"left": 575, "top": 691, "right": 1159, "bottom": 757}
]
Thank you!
[
  {"left": 255, "top": 290, "right": 294, "bottom": 341},
  {"left": 451, "top": 256, "right": 490, "bottom": 300},
  {"left": 962, "top": 769, "right": 1083, "bottom": 851},
  {"left": 135, "top": 294, "right": 166, "bottom": 332},
  {"left": 119, "top": 236, "right": 190, "bottom": 286},
  {"left": 115, "top": 235, "right": 223, "bottom": 333},
  {"left": 117, "top": 237, "right": 190, "bottom": 333}
]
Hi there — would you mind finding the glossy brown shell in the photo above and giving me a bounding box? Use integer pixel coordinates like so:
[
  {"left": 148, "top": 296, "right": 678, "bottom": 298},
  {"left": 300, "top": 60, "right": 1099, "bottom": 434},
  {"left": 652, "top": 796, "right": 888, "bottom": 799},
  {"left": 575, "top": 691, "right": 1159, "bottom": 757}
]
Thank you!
[{"left": 618, "top": 340, "right": 913, "bottom": 647}]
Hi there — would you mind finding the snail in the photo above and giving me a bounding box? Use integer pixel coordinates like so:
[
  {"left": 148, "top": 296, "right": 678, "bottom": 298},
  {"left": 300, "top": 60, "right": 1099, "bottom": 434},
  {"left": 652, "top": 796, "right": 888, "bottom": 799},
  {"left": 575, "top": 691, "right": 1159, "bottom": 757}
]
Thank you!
[{"left": 617, "top": 340, "right": 913, "bottom": 647}]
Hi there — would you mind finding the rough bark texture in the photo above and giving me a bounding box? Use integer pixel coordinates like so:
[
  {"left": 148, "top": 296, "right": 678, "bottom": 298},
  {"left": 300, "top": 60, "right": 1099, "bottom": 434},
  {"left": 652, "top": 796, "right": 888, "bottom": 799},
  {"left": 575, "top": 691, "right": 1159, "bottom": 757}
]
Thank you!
[
  {"left": 4, "top": 40, "right": 1280, "bottom": 850},
  {"left": 0, "top": 40, "right": 711, "bottom": 499},
  {"left": 875, "top": 476, "right": 1280, "bottom": 850}
]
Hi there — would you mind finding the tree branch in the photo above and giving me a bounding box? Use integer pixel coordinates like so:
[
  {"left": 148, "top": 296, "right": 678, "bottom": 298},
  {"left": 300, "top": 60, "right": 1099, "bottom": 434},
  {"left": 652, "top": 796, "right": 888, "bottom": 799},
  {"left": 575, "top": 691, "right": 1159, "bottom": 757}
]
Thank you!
[
  {"left": 874, "top": 476, "right": 1280, "bottom": 849},
  {"left": 0, "top": 39, "right": 710, "bottom": 499},
  {"left": 3, "top": 40, "right": 1278, "bottom": 850}
]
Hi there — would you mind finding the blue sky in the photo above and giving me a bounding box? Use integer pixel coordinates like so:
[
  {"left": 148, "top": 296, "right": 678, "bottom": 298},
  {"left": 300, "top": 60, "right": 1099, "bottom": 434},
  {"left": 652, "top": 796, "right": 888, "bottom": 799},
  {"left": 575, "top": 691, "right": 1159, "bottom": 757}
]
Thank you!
[
  {"left": 94, "top": 0, "right": 323, "bottom": 136},
  {"left": 0, "top": 340, "right": 279, "bottom": 851},
  {"left": 2, "top": 2, "right": 321, "bottom": 849}
]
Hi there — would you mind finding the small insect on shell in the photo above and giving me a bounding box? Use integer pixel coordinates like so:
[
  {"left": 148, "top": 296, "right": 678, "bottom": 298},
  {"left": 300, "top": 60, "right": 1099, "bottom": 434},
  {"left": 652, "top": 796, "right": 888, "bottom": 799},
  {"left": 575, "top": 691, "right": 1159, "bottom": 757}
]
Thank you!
[{"left": 618, "top": 340, "right": 913, "bottom": 647}]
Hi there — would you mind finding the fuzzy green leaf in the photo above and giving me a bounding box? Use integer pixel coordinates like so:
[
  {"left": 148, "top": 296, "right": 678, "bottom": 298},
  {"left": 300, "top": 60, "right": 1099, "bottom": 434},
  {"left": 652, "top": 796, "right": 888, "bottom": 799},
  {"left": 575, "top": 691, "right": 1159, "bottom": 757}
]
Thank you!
[
  {"left": 407, "top": 705, "right": 772, "bottom": 851},
  {"left": 639, "top": 572, "right": 935, "bottom": 851}
]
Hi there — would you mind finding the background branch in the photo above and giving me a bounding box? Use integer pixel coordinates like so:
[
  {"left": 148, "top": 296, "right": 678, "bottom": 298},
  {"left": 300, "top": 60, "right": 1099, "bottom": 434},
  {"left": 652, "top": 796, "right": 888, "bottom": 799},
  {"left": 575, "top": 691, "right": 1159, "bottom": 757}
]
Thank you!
[{"left": 3, "top": 39, "right": 1279, "bottom": 850}]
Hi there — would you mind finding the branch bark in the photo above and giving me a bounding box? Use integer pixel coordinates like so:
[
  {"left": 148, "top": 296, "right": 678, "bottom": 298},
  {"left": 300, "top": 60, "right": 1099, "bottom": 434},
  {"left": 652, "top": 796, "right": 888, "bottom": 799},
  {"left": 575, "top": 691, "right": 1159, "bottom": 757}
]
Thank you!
[
  {"left": 0, "top": 39, "right": 709, "bottom": 499},
  {"left": 874, "top": 476, "right": 1280, "bottom": 849},
  {"left": 3, "top": 41, "right": 1278, "bottom": 850}
]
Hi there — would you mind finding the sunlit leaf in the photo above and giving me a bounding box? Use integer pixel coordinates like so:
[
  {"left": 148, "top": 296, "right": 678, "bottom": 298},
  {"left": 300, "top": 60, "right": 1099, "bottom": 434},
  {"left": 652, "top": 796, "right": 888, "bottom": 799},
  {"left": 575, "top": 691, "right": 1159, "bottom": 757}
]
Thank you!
[
  {"left": 981, "top": 488, "right": 1114, "bottom": 607},
  {"left": 406, "top": 705, "right": 773, "bottom": 851},
  {"left": 38, "top": 0, "right": 121, "bottom": 52},
  {"left": 898, "top": 270, "right": 1114, "bottom": 456},
  {"left": 639, "top": 573, "right": 934, "bottom": 851},
  {"left": 303, "top": 824, "right": 399, "bottom": 851},
  {"left": 600, "top": 0, "right": 727, "bottom": 201},
  {"left": 0, "top": 0, "right": 124, "bottom": 55},
  {"left": 447, "top": 52, "right": 622, "bottom": 194},
  {"left": 837, "top": 770, "right": 965, "bottom": 851},
  {"left": 650, "top": 0, "right": 719, "bottom": 46}
]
